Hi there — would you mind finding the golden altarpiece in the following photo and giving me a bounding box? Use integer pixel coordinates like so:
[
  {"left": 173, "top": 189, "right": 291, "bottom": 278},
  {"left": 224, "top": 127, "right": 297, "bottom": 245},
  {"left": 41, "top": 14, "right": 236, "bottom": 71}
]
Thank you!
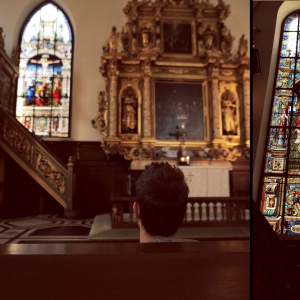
[{"left": 92, "top": 0, "right": 250, "bottom": 164}]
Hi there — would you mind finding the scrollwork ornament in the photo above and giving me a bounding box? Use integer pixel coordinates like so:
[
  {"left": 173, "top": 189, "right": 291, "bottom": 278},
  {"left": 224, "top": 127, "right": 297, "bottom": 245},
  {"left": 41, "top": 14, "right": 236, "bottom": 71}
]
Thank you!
[
  {"left": 3, "top": 122, "right": 31, "bottom": 161},
  {"left": 36, "top": 151, "right": 66, "bottom": 194}
]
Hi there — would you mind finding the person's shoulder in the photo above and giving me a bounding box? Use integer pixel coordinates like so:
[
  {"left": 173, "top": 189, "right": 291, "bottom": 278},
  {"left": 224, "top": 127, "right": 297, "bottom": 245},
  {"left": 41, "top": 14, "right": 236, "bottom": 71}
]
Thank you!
[{"left": 149, "top": 238, "right": 199, "bottom": 243}]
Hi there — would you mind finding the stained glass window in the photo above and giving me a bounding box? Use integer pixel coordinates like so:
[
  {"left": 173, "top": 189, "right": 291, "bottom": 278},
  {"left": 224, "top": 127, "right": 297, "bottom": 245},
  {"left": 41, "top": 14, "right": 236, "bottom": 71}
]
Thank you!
[
  {"left": 260, "top": 12, "right": 300, "bottom": 235},
  {"left": 16, "top": 2, "right": 73, "bottom": 137}
]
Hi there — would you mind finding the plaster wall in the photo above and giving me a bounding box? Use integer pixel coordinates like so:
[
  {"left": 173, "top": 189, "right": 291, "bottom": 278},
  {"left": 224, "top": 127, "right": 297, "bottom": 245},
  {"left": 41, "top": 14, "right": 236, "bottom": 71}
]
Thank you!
[{"left": 0, "top": 0, "right": 249, "bottom": 142}]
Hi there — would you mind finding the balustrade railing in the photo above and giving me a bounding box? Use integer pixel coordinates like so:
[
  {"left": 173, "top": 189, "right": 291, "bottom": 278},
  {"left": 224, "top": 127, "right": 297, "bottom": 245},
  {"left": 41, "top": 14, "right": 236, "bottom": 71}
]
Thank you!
[{"left": 110, "top": 195, "right": 250, "bottom": 229}]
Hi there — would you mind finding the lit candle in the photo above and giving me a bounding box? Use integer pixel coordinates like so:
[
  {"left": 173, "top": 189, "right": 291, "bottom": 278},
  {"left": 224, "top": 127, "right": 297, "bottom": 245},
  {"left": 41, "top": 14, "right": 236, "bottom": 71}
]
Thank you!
[
  {"left": 187, "top": 156, "right": 190, "bottom": 164},
  {"left": 180, "top": 157, "right": 184, "bottom": 162}
]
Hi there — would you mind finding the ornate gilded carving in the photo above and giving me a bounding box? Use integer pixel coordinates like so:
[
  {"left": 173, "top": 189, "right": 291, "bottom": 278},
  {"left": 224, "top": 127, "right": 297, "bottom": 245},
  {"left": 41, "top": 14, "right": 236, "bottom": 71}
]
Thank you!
[
  {"left": 195, "top": 143, "right": 249, "bottom": 162},
  {"left": 3, "top": 121, "right": 31, "bottom": 161},
  {"left": 237, "top": 35, "right": 248, "bottom": 59},
  {"left": 118, "top": 142, "right": 154, "bottom": 160},
  {"left": 143, "top": 75, "right": 151, "bottom": 138},
  {"left": 242, "top": 68, "right": 250, "bottom": 142},
  {"left": 169, "top": 69, "right": 189, "bottom": 75},
  {"left": 36, "top": 150, "right": 65, "bottom": 194},
  {"left": 101, "top": 142, "right": 119, "bottom": 156},
  {"left": 96, "top": 0, "right": 249, "bottom": 162},
  {"left": 109, "top": 75, "right": 118, "bottom": 137},
  {"left": 91, "top": 91, "right": 108, "bottom": 137}
]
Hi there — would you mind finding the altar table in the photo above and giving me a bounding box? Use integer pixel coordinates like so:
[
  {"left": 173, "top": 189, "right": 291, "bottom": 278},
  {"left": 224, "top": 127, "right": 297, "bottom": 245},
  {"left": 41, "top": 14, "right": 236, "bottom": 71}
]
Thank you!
[
  {"left": 129, "top": 161, "right": 230, "bottom": 197},
  {"left": 180, "top": 166, "right": 230, "bottom": 197}
]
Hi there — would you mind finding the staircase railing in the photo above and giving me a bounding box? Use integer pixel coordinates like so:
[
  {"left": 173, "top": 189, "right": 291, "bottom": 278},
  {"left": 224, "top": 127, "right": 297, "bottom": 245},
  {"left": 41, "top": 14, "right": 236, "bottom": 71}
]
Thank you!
[{"left": 0, "top": 47, "right": 74, "bottom": 211}]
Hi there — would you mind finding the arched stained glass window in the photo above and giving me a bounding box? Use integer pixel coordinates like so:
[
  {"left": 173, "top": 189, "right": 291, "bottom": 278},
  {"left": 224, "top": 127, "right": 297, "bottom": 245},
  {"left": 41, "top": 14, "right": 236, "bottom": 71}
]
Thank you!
[
  {"left": 16, "top": 2, "right": 73, "bottom": 137},
  {"left": 259, "top": 11, "right": 300, "bottom": 235}
]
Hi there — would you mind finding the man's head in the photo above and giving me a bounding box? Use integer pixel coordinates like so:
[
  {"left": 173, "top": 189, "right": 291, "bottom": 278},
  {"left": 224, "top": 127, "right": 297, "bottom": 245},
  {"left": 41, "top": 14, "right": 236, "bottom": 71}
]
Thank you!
[{"left": 134, "top": 162, "right": 189, "bottom": 238}]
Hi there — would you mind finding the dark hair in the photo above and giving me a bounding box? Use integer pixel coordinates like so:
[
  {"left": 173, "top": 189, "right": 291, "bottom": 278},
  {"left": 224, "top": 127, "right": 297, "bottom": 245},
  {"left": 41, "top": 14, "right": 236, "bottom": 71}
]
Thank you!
[{"left": 135, "top": 162, "right": 189, "bottom": 237}]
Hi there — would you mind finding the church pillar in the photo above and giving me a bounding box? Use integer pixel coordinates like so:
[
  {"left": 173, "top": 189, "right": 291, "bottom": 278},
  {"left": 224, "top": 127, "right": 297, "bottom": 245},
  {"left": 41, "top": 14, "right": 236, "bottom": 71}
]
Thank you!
[
  {"left": 109, "top": 74, "right": 118, "bottom": 137},
  {"left": 143, "top": 75, "right": 151, "bottom": 138},
  {"left": 243, "top": 69, "right": 250, "bottom": 142},
  {"left": 212, "top": 78, "right": 220, "bottom": 140}
]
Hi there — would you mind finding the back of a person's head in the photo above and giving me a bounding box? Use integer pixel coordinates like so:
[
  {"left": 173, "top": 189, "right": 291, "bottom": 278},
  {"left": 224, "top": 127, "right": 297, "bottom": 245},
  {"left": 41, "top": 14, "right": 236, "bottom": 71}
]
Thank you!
[{"left": 135, "top": 162, "right": 189, "bottom": 237}]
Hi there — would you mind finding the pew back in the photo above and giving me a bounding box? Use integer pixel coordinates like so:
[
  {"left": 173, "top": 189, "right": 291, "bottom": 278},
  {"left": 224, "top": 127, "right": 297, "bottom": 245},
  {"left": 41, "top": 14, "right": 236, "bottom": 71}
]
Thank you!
[{"left": 0, "top": 241, "right": 249, "bottom": 300}]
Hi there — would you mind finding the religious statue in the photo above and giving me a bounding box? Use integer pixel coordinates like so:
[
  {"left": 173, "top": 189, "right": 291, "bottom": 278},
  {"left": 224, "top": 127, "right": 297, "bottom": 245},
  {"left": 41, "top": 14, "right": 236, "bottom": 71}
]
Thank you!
[
  {"left": 204, "top": 25, "right": 215, "bottom": 50},
  {"left": 221, "top": 88, "right": 237, "bottom": 135},
  {"left": 131, "top": 37, "right": 138, "bottom": 56},
  {"left": 198, "top": 40, "right": 205, "bottom": 54},
  {"left": 121, "top": 22, "right": 132, "bottom": 56},
  {"left": 122, "top": 90, "right": 137, "bottom": 132},
  {"left": 108, "top": 26, "right": 121, "bottom": 52},
  {"left": 220, "top": 25, "right": 233, "bottom": 55},
  {"left": 237, "top": 34, "right": 248, "bottom": 58},
  {"left": 142, "top": 30, "right": 150, "bottom": 48}
]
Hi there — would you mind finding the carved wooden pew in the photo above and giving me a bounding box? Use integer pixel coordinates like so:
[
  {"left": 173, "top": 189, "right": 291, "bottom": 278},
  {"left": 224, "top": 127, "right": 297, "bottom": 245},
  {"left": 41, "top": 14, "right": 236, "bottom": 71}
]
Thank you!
[{"left": 0, "top": 241, "right": 249, "bottom": 300}]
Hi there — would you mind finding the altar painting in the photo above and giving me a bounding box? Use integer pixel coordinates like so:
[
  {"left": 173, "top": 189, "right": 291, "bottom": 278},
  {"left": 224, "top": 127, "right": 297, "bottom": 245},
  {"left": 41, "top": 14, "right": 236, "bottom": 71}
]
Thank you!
[
  {"left": 163, "top": 23, "right": 192, "bottom": 54},
  {"left": 155, "top": 82, "right": 204, "bottom": 141}
]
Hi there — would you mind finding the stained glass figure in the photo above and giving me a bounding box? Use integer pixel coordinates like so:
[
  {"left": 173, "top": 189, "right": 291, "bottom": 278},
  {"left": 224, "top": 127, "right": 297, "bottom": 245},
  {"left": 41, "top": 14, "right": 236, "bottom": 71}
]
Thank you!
[
  {"left": 259, "top": 11, "right": 300, "bottom": 235},
  {"left": 16, "top": 2, "right": 73, "bottom": 137}
]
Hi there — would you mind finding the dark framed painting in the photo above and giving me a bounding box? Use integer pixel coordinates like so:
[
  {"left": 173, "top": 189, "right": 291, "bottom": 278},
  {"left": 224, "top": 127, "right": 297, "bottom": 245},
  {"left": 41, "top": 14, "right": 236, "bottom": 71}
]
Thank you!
[
  {"left": 163, "top": 23, "right": 192, "bottom": 54},
  {"left": 155, "top": 82, "right": 204, "bottom": 140}
]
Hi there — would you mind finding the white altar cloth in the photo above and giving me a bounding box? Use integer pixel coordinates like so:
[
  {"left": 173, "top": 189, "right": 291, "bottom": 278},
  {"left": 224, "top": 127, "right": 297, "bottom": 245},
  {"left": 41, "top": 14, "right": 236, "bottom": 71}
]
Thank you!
[
  {"left": 129, "top": 160, "right": 230, "bottom": 197},
  {"left": 179, "top": 166, "right": 230, "bottom": 197}
]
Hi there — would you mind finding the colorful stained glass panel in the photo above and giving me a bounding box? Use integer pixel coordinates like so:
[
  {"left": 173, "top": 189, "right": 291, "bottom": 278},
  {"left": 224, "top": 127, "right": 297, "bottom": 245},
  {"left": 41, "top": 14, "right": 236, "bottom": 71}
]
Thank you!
[
  {"left": 284, "top": 14, "right": 299, "bottom": 31},
  {"left": 281, "top": 32, "right": 297, "bottom": 57},
  {"left": 261, "top": 176, "right": 285, "bottom": 218},
  {"left": 16, "top": 2, "right": 72, "bottom": 138}
]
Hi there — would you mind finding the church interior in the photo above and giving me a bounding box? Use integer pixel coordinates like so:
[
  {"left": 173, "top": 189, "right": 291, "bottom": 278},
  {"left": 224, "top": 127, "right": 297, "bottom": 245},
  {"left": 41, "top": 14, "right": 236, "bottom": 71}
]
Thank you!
[{"left": 0, "top": 0, "right": 250, "bottom": 298}]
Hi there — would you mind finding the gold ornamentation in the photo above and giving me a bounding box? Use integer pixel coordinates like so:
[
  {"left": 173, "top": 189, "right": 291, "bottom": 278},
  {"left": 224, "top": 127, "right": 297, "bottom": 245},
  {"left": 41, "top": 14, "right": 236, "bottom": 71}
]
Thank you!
[
  {"left": 36, "top": 151, "right": 66, "bottom": 194},
  {"left": 124, "top": 68, "right": 136, "bottom": 72},
  {"left": 221, "top": 70, "right": 233, "bottom": 76},
  {"left": 118, "top": 142, "right": 153, "bottom": 160},
  {"left": 97, "top": 0, "right": 250, "bottom": 160},
  {"left": 3, "top": 122, "right": 31, "bottom": 161},
  {"left": 169, "top": 69, "right": 189, "bottom": 75},
  {"left": 91, "top": 91, "right": 108, "bottom": 137}
]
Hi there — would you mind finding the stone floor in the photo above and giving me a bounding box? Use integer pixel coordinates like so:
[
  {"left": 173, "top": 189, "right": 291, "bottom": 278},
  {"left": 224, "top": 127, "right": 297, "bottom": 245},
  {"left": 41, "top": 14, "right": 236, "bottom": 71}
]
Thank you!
[
  {"left": 0, "top": 213, "right": 250, "bottom": 244},
  {"left": 0, "top": 213, "right": 94, "bottom": 244}
]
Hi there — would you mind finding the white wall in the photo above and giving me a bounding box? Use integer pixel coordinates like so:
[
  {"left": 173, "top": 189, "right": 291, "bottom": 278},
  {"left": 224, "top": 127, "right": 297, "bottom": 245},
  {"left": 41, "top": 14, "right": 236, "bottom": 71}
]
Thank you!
[{"left": 0, "top": 0, "right": 249, "bottom": 141}]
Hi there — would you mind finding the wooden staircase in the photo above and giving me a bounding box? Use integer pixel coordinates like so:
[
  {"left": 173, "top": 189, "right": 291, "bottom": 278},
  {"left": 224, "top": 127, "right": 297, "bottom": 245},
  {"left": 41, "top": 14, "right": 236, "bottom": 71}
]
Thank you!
[{"left": 0, "top": 47, "right": 74, "bottom": 213}]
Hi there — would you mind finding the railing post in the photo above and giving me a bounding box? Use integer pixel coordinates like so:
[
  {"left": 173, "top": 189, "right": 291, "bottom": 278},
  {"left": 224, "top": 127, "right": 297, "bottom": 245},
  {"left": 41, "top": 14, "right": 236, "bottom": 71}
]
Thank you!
[{"left": 64, "top": 156, "right": 76, "bottom": 218}]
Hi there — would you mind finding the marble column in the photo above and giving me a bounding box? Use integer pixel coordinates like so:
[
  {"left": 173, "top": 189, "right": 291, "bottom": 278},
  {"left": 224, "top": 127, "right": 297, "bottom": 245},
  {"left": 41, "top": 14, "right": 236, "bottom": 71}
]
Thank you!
[{"left": 143, "top": 75, "right": 151, "bottom": 138}]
